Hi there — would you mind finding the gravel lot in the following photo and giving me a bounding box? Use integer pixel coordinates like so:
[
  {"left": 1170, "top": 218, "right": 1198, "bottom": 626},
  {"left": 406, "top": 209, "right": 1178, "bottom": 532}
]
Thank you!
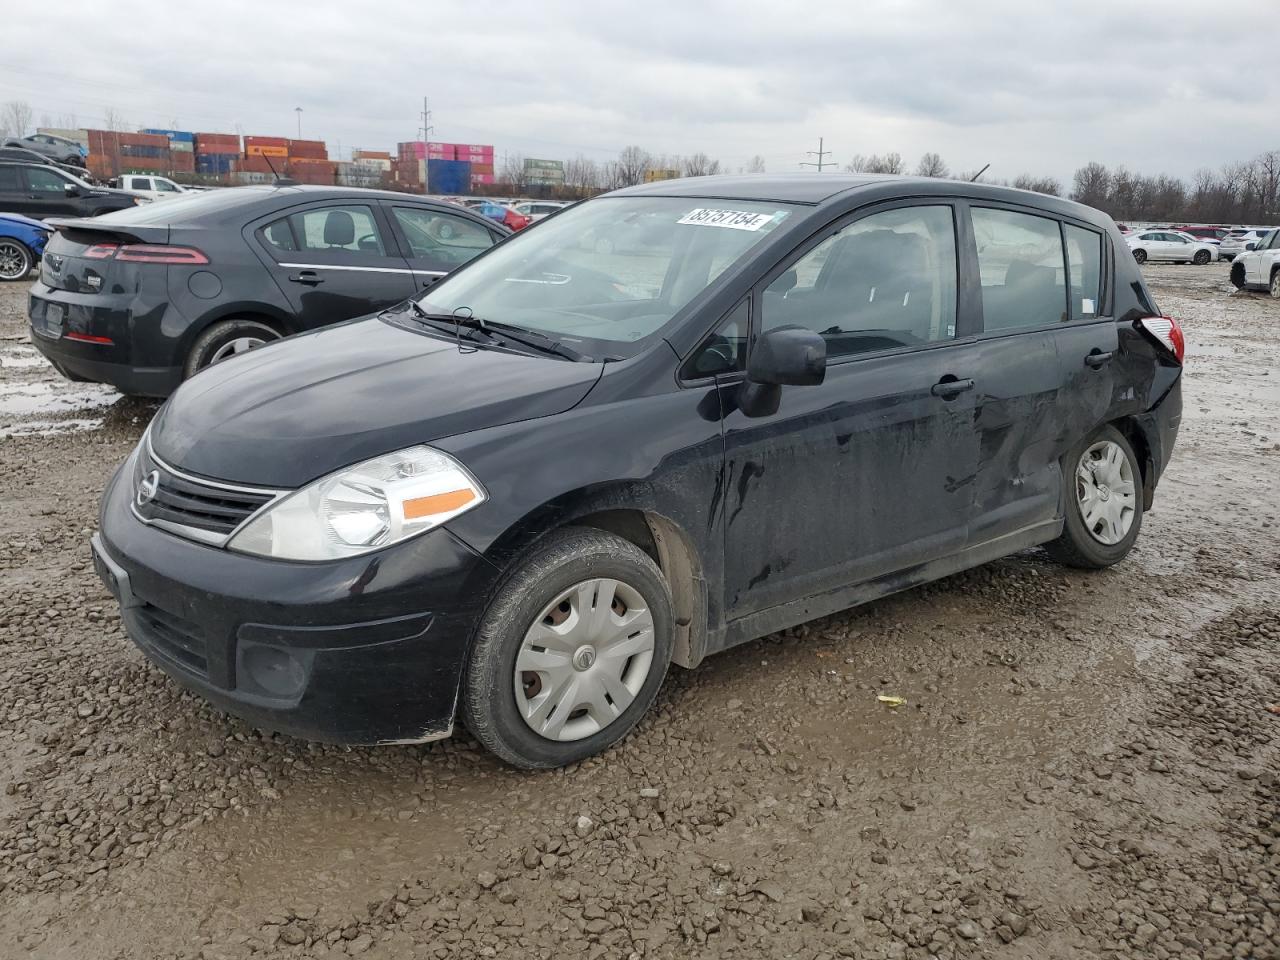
[{"left": 1, "top": 262, "right": 1277, "bottom": 960}]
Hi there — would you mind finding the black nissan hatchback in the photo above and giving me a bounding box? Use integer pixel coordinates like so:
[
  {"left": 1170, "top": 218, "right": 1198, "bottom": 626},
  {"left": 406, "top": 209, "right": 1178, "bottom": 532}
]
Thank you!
[{"left": 92, "top": 175, "right": 1183, "bottom": 768}]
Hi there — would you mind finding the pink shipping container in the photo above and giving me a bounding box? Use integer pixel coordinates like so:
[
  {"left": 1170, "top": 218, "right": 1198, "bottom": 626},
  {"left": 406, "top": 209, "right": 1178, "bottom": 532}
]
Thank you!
[
  {"left": 471, "top": 173, "right": 495, "bottom": 185},
  {"left": 457, "top": 144, "right": 494, "bottom": 155}
]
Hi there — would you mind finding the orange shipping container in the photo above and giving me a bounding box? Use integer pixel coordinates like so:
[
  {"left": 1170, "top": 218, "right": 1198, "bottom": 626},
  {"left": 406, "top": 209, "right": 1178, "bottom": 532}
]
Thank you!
[{"left": 246, "top": 145, "right": 288, "bottom": 158}]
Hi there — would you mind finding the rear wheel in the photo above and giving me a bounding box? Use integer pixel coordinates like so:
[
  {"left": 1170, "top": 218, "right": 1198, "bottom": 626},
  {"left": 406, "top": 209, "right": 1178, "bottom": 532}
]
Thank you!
[
  {"left": 1132, "top": 249, "right": 1147, "bottom": 264},
  {"left": 463, "top": 527, "right": 674, "bottom": 769},
  {"left": 1271, "top": 269, "right": 1280, "bottom": 299},
  {"left": 0, "top": 240, "right": 32, "bottom": 281},
  {"left": 1193, "top": 249, "right": 1211, "bottom": 265},
  {"left": 1045, "top": 425, "right": 1143, "bottom": 570},
  {"left": 184, "top": 319, "right": 281, "bottom": 378}
]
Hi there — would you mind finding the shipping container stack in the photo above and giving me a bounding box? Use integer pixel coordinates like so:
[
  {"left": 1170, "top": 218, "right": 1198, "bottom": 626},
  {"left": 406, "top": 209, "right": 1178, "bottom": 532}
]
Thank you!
[
  {"left": 284, "top": 138, "right": 334, "bottom": 186},
  {"left": 86, "top": 130, "right": 171, "bottom": 179},
  {"left": 143, "top": 129, "right": 196, "bottom": 175},
  {"left": 456, "top": 144, "right": 496, "bottom": 188},
  {"left": 194, "top": 132, "right": 241, "bottom": 178}
]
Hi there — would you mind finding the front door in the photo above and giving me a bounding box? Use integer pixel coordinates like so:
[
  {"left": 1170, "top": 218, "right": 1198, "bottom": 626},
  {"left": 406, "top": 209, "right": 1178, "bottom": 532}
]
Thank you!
[
  {"left": 383, "top": 203, "right": 499, "bottom": 293},
  {"left": 21, "top": 166, "right": 79, "bottom": 218},
  {"left": 253, "top": 201, "right": 416, "bottom": 330},
  {"left": 721, "top": 202, "right": 980, "bottom": 624}
]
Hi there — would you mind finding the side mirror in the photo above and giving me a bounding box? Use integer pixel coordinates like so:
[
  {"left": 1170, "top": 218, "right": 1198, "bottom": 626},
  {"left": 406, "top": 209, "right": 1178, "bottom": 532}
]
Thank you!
[
  {"left": 63, "top": 183, "right": 80, "bottom": 197},
  {"left": 739, "top": 326, "right": 826, "bottom": 418},
  {"left": 1245, "top": 242, "right": 1257, "bottom": 251}
]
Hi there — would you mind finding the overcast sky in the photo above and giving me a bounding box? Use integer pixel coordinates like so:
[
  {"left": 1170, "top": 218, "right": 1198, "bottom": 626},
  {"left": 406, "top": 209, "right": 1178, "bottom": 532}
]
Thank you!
[{"left": 4, "top": 0, "right": 1276, "bottom": 186}]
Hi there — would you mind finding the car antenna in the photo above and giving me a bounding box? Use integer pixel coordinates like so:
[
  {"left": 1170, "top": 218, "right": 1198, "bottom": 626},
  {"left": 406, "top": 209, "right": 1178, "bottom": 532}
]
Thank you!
[
  {"left": 261, "top": 153, "right": 296, "bottom": 186},
  {"left": 969, "top": 163, "right": 991, "bottom": 182}
]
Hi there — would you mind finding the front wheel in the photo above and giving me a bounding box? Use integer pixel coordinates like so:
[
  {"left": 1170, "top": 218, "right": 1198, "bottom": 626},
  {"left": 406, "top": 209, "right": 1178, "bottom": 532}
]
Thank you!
[
  {"left": 0, "top": 239, "right": 33, "bottom": 281},
  {"left": 1132, "top": 249, "right": 1147, "bottom": 265},
  {"left": 1193, "top": 249, "right": 1211, "bottom": 265},
  {"left": 1045, "top": 426, "right": 1143, "bottom": 570},
  {"left": 1271, "top": 270, "right": 1280, "bottom": 299},
  {"left": 184, "top": 318, "right": 281, "bottom": 378},
  {"left": 462, "top": 527, "right": 674, "bottom": 769},
  {"left": 1230, "top": 262, "right": 1247, "bottom": 290}
]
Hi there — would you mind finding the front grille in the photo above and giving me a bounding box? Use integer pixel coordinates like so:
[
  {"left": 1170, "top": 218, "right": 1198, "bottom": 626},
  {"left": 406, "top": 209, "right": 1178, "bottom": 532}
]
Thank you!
[
  {"left": 133, "top": 601, "right": 209, "bottom": 676},
  {"left": 132, "top": 442, "right": 282, "bottom": 546}
]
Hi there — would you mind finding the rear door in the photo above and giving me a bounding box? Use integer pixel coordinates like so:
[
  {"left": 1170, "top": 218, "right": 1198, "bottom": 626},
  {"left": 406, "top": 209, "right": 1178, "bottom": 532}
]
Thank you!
[
  {"left": 252, "top": 200, "right": 415, "bottom": 330},
  {"left": 965, "top": 205, "right": 1116, "bottom": 543},
  {"left": 381, "top": 202, "right": 500, "bottom": 293},
  {"left": 0, "top": 165, "right": 26, "bottom": 216}
]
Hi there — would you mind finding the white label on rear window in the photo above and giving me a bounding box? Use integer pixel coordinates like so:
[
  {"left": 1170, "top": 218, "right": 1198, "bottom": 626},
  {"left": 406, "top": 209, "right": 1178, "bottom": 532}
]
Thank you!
[{"left": 677, "top": 208, "right": 777, "bottom": 231}]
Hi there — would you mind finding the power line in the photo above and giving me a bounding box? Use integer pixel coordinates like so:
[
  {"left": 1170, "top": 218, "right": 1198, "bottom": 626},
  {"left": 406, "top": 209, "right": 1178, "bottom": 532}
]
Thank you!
[{"left": 800, "top": 137, "right": 835, "bottom": 172}]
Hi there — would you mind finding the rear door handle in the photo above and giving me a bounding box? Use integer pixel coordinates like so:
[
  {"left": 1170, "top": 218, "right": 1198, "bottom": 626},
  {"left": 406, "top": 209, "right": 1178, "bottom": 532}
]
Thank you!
[
  {"left": 1084, "top": 350, "right": 1114, "bottom": 369},
  {"left": 288, "top": 270, "right": 324, "bottom": 285},
  {"left": 931, "top": 377, "right": 975, "bottom": 399}
]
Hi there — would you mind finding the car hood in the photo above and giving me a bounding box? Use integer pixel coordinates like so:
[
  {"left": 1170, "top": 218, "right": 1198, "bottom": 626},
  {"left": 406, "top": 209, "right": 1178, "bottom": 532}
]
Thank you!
[
  {"left": 0, "top": 213, "right": 49, "bottom": 232},
  {"left": 150, "top": 314, "right": 604, "bottom": 488}
]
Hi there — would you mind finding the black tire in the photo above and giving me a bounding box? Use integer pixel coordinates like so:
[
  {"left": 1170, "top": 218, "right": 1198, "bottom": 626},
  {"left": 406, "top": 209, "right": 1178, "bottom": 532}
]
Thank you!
[
  {"left": 1193, "top": 249, "right": 1211, "bottom": 265},
  {"left": 0, "top": 239, "right": 32, "bottom": 281},
  {"left": 1132, "top": 249, "right": 1147, "bottom": 265},
  {"left": 1230, "top": 262, "right": 1247, "bottom": 290},
  {"left": 462, "top": 527, "right": 674, "bottom": 769},
  {"left": 1270, "top": 269, "right": 1280, "bottom": 300},
  {"left": 1045, "top": 425, "right": 1144, "bottom": 570},
  {"left": 183, "top": 318, "right": 281, "bottom": 378}
]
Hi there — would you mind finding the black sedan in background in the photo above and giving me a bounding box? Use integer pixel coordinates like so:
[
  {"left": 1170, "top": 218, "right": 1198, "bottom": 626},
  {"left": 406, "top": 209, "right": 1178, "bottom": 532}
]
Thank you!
[{"left": 28, "top": 185, "right": 508, "bottom": 396}]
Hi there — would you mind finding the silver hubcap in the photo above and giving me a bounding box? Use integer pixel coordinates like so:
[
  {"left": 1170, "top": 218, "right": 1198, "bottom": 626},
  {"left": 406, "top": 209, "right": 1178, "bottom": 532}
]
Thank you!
[
  {"left": 1271, "top": 273, "right": 1280, "bottom": 297},
  {"left": 0, "top": 242, "right": 27, "bottom": 280},
  {"left": 1076, "top": 440, "right": 1136, "bottom": 545},
  {"left": 514, "top": 578, "right": 655, "bottom": 742},
  {"left": 208, "top": 335, "right": 270, "bottom": 365}
]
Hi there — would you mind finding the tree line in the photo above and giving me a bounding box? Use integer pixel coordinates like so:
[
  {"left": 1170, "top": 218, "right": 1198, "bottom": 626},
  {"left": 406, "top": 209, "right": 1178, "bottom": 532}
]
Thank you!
[{"left": 1070, "top": 154, "right": 1280, "bottom": 225}]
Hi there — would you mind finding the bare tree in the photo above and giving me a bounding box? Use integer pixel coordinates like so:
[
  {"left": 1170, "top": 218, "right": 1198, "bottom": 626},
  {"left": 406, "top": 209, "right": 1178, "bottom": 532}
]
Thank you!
[
  {"left": 499, "top": 153, "right": 528, "bottom": 192},
  {"left": 845, "top": 154, "right": 871, "bottom": 173},
  {"left": 1070, "top": 162, "right": 1111, "bottom": 210},
  {"left": 615, "top": 145, "right": 651, "bottom": 187},
  {"left": 563, "top": 154, "right": 601, "bottom": 196},
  {"left": 102, "top": 106, "right": 129, "bottom": 132},
  {"left": 1, "top": 100, "right": 33, "bottom": 138},
  {"left": 1011, "top": 174, "right": 1061, "bottom": 197},
  {"left": 745, "top": 155, "right": 766, "bottom": 174},
  {"left": 682, "top": 152, "right": 721, "bottom": 177},
  {"left": 848, "top": 152, "right": 903, "bottom": 175},
  {"left": 915, "top": 152, "right": 948, "bottom": 178}
]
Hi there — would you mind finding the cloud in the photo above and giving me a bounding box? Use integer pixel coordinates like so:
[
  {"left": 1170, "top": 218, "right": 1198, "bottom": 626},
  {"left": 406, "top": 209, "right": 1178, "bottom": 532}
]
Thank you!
[{"left": 2, "top": 0, "right": 1275, "bottom": 183}]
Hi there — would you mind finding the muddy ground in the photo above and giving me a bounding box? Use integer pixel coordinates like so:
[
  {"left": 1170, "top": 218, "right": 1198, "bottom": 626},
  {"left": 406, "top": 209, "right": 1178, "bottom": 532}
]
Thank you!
[{"left": 0, "top": 262, "right": 1276, "bottom": 960}]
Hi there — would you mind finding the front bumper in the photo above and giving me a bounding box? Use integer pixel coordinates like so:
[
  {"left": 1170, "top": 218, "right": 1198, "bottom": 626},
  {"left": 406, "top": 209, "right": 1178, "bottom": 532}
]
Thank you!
[{"left": 95, "top": 455, "right": 501, "bottom": 744}]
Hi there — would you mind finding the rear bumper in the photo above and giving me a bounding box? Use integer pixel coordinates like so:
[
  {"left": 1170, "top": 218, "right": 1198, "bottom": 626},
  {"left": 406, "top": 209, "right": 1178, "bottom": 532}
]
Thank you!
[
  {"left": 28, "top": 280, "right": 184, "bottom": 396},
  {"left": 1138, "top": 376, "right": 1181, "bottom": 506},
  {"left": 95, "top": 452, "right": 503, "bottom": 744}
]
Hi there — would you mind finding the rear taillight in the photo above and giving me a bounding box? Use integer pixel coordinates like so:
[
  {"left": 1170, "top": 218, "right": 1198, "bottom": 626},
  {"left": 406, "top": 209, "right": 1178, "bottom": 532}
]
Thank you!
[
  {"left": 1137, "top": 315, "right": 1185, "bottom": 364},
  {"left": 80, "top": 243, "right": 209, "bottom": 265}
]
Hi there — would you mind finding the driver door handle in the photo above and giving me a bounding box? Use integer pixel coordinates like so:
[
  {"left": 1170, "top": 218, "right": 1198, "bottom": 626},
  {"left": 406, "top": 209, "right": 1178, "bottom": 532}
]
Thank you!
[
  {"left": 1084, "top": 350, "right": 1114, "bottom": 369},
  {"left": 931, "top": 377, "right": 974, "bottom": 399},
  {"left": 288, "top": 270, "right": 324, "bottom": 286}
]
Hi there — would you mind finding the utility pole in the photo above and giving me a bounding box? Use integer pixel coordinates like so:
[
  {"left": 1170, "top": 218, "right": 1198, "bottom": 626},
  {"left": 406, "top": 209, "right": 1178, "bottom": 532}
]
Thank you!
[
  {"left": 800, "top": 137, "right": 834, "bottom": 172},
  {"left": 295, "top": 107, "right": 302, "bottom": 139},
  {"left": 419, "top": 97, "right": 434, "bottom": 143}
]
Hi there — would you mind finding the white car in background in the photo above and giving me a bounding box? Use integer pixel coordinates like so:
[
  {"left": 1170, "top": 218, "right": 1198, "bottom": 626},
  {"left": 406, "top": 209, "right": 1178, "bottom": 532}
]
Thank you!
[
  {"left": 1217, "top": 228, "right": 1273, "bottom": 262},
  {"left": 107, "top": 174, "right": 191, "bottom": 201},
  {"left": 1125, "top": 229, "right": 1216, "bottom": 265},
  {"left": 1230, "top": 229, "right": 1280, "bottom": 297},
  {"left": 510, "top": 200, "right": 570, "bottom": 222}
]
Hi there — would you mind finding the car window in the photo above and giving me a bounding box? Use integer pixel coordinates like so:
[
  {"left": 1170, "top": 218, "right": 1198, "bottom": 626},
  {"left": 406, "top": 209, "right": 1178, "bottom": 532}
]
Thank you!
[
  {"left": 288, "top": 205, "right": 384, "bottom": 255},
  {"left": 260, "top": 216, "right": 298, "bottom": 252},
  {"left": 131, "top": 177, "right": 152, "bottom": 191},
  {"left": 684, "top": 300, "right": 749, "bottom": 378},
  {"left": 0, "top": 166, "right": 20, "bottom": 191},
  {"left": 155, "top": 180, "right": 180, "bottom": 193},
  {"left": 391, "top": 207, "right": 492, "bottom": 265},
  {"left": 24, "top": 167, "right": 68, "bottom": 192},
  {"left": 972, "top": 207, "right": 1067, "bottom": 331},
  {"left": 763, "top": 205, "right": 957, "bottom": 360},
  {"left": 1065, "top": 224, "right": 1103, "bottom": 320}
]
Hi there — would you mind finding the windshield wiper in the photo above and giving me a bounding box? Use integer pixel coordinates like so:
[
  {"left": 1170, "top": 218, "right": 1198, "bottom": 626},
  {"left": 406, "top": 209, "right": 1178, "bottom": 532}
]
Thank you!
[{"left": 406, "top": 304, "right": 589, "bottom": 362}]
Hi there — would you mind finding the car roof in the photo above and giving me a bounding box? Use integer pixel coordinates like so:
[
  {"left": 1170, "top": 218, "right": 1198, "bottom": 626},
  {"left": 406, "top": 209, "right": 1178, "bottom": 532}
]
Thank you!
[{"left": 610, "top": 173, "right": 1114, "bottom": 226}]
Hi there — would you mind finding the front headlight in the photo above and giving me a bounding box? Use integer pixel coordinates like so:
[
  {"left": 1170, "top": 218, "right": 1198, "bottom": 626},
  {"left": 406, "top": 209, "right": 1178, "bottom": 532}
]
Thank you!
[{"left": 227, "top": 446, "right": 486, "bottom": 561}]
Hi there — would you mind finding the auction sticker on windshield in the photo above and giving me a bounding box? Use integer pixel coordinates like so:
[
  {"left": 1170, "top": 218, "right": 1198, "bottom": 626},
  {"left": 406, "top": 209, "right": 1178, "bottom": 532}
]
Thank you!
[{"left": 677, "top": 208, "right": 781, "bottom": 231}]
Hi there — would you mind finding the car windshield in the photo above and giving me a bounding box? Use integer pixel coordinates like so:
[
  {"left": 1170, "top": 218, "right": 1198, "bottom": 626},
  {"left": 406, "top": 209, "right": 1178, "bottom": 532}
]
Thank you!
[{"left": 418, "top": 196, "right": 795, "bottom": 357}]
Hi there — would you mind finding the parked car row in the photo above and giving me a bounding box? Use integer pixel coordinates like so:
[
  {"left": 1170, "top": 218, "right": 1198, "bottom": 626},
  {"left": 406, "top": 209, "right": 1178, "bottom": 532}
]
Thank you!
[
  {"left": 22, "top": 173, "right": 1184, "bottom": 768},
  {"left": 1125, "top": 229, "right": 1217, "bottom": 265},
  {"left": 0, "top": 159, "right": 148, "bottom": 221},
  {"left": 3, "top": 132, "right": 87, "bottom": 167}
]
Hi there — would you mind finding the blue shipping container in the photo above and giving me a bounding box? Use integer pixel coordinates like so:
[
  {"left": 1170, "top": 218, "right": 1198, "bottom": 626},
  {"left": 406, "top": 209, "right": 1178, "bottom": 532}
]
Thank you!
[
  {"left": 196, "top": 154, "right": 236, "bottom": 174},
  {"left": 426, "top": 159, "right": 472, "bottom": 195},
  {"left": 142, "top": 128, "right": 196, "bottom": 143}
]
